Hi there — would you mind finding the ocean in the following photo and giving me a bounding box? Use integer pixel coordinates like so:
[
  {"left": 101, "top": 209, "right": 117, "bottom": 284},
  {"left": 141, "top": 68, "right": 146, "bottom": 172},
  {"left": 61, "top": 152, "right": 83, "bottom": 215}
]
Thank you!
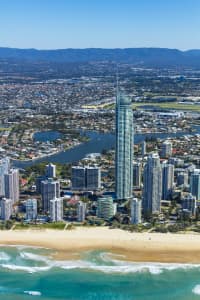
[{"left": 0, "top": 246, "right": 200, "bottom": 300}]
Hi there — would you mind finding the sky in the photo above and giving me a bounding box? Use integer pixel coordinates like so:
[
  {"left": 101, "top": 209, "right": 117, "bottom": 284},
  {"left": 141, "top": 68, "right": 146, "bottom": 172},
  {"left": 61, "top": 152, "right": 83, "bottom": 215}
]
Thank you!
[{"left": 0, "top": 0, "right": 200, "bottom": 50}]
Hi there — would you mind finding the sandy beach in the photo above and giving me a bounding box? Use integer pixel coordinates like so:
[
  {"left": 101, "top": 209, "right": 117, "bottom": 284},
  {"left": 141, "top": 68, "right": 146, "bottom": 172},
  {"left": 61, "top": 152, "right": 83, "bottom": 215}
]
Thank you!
[{"left": 0, "top": 227, "right": 200, "bottom": 263}]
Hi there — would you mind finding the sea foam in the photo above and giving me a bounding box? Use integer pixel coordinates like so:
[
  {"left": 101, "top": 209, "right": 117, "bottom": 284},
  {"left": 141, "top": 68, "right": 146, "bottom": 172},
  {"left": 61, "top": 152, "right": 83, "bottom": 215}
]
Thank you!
[
  {"left": 192, "top": 285, "right": 200, "bottom": 295},
  {"left": 24, "top": 290, "right": 42, "bottom": 296},
  {"left": 1, "top": 263, "right": 51, "bottom": 273},
  {"left": 0, "top": 252, "right": 10, "bottom": 261},
  {"left": 20, "top": 251, "right": 50, "bottom": 263},
  {"left": 1, "top": 249, "right": 200, "bottom": 275}
]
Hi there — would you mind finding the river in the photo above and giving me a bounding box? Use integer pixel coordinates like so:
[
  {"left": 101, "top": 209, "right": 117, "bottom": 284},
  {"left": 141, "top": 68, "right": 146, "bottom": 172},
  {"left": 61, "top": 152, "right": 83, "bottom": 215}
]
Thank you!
[{"left": 12, "top": 127, "right": 200, "bottom": 169}]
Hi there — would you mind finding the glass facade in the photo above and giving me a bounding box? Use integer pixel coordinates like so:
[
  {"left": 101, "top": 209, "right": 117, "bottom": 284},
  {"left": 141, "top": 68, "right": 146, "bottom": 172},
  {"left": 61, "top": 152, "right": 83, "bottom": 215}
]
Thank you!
[{"left": 115, "top": 93, "right": 133, "bottom": 200}]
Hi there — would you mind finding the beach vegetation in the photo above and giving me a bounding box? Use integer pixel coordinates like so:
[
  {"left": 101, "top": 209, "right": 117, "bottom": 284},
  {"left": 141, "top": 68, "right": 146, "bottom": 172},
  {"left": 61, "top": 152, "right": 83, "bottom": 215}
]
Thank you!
[{"left": 0, "top": 220, "right": 14, "bottom": 230}]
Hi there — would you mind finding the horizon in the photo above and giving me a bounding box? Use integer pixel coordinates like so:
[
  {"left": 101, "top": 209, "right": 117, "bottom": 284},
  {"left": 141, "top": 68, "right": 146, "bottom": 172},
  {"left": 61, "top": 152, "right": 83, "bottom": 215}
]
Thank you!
[{"left": 1, "top": 46, "right": 200, "bottom": 51}]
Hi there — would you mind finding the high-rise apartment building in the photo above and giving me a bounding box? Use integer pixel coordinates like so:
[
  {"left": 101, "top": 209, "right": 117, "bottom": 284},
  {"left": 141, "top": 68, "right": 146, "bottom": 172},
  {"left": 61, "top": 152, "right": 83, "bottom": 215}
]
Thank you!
[
  {"left": 161, "top": 141, "right": 173, "bottom": 158},
  {"left": 41, "top": 179, "right": 60, "bottom": 211},
  {"left": 141, "top": 141, "right": 146, "bottom": 156},
  {"left": 50, "top": 198, "right": 63, "bottom": 222},
  {"left": 143, "top": 153, "right": 162, "bottom": 214},
  {"left": 0, "top": 157, "right": 10, "bottom": 196},
  {"left": 86, "top": 166, "right": 101, "bottom": 190},
  {"left": 190, "top": 169, "right": 200, "bottom": 200},
  {"left": 177, "top": 171, "right": 188, "bottom": 186},
  {"left": 182, "top": 193, "right": 196, "bottom": 215},
  {"left": 97, "top": 197, "right": 115, "bottom": 220},
  {"left": 77, "top": 201, "right": 87, "bottom": 222},
  {"left": 4, "top": 168, "right": 19, "bottom": 204},
  {"left": 0, "top": 197, "right": 12, "bottom": 220},
  {"left": 25, "top": 198, "right": 37, "bottom": 221},
  {"left": 130, "top": 198, "right": 142, "bottom": 224},
  {"left": 36, "top": 175, "right": 47, "bottom": 194},
  {"left": 71, "top": 165, "right": 101, "bottom": 190},
  {"left": 115, "top": 92, "right": 133, "bottom": 200},
  {"left": 45, "top": 163, "right": 56, "bottom": 178},
  {"left": 71, "top": 166, "right": 85, "bottom": 190},
  {"left": 162, "top": 162, "right": 174, "bottom": 200},
  {"left": 133, "top": 162, "right": 142, "bottom": 188}
]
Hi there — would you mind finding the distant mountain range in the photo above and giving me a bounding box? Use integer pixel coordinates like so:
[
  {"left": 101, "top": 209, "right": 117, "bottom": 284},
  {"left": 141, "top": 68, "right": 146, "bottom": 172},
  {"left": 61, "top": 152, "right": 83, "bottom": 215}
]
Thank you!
[{"left": 1, "top": 47, "right": 200, "bottom": 67}]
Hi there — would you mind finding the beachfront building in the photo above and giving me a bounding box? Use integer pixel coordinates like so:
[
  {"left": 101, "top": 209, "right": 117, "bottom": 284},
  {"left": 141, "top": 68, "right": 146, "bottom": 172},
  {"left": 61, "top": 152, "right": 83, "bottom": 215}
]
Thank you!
[
  {"left": 41, "top": 178, "right": 60, "bottom": 212},
  {"left": 130, "top": 198, "right": 142, "bottom": 224},
  {"left": 182, "top": 193, "right": 196, "bottom": 216},
  {"left": 25, "top": 198, "right": 37, "bottom": 221},
  {"left": 143, "top": 153, "right": 162, "bottom": 214},
  {"left": 190, "top": 169, "right": 200, "bottom": 201},
  {"left": 133, "top": 162, "right": 142, "bottom": 188},
  {"left": 77, "top": 201, "right": 87, "bottom": 222},
  {"left": 4, "top": 168, "right": 19, "bottom": 204},
  {"left": 161, "top": 141, "right": 172, "bottom": 158},
  {"left": 97, "top": 196, "right": 115, "bottom": 220},
  {"left": 45, "top": 163, "right": 56, "bottom": 178},
  {"left": 115, "top": 92, "right": 133, "bottom": 201},
  {"left": 50, "top": 198, "right": 63, "bottom": 222},
  {"left": 162, "top": 162, "right": 174, "bottom": 200},
  {"left": 0, "top": 197, "right": 12, "bottom": 220}
]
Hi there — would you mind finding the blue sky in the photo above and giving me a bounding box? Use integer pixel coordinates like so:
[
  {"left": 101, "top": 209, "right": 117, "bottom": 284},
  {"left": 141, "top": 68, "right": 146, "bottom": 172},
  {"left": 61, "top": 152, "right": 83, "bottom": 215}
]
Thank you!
[{"left": 0, "top": 0, "right": 200, "bottom": 50}]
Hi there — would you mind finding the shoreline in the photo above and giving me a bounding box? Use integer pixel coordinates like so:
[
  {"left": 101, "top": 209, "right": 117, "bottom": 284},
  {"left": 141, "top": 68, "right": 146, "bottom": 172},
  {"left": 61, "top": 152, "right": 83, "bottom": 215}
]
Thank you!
[{"left": 0, "top": 227, "right": 200, "bottom": 263}]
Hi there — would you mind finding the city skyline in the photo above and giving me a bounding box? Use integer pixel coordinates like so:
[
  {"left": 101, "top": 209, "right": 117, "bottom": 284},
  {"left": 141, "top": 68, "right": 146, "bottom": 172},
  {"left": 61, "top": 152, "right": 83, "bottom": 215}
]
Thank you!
[{"left": 0, "top": 0, "right": 200, "bottom": 50}]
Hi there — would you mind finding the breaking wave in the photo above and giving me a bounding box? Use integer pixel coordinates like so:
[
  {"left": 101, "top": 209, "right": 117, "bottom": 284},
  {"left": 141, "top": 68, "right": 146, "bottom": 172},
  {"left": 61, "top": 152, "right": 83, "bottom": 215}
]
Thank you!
[
  {"left": 24, "top": 290, "right": 42, "bottom": 296},
  {"left": 0, "top": 252, "right": 11, "bottom": 261},
  {"left": 192, "top": 284, "right": 200, "bottom": 295},
  {"left": 1, "top": 248, "right": 200, "bottom": 275}
]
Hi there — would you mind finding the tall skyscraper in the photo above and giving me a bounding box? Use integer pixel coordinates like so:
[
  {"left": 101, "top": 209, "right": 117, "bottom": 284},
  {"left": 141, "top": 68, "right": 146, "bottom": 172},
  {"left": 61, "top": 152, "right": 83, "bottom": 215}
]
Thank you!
[
  {"left": 0, "top": 157, "right": 10, "bottom": 196},
  {"left": 4, "top": 168, "right": 19, "bottom": 204},
  {"left": 41, "top": 178, "right": 60, "bottom": 212},
  {"left": 25, "top": 199, "right": 37, "bottom": 221},
  {"left": 130, "top": 198, "right": 142, "bottom": 224},
  {"left": 115, "top": 92, "right": 133, "bottom": 200},
  {"left": 50, "top": 198, "right": 63, "bottom": 222},
  {"left": 162, "top": 162, "right": 174, "bottom": 200},
  {"left": 45, "top": 163, "right": 56, "bottom": 178},
  {"left": 143, "top": 153, "right": 162, "bottom": 214},
  {"left": 190, "top": 169, "right": 200, "bottom": 201}
]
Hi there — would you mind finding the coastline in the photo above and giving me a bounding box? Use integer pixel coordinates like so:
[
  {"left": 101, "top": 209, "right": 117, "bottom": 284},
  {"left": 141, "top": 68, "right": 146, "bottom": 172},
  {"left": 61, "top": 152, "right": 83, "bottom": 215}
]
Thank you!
[{"left": 1, "top": 227, "right": 200, "bottom": 263}]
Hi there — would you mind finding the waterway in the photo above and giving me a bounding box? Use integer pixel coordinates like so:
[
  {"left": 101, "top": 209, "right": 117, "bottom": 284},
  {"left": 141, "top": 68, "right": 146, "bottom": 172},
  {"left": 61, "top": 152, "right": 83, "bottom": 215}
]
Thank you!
[{"left": 13, "top": 127, "right": 200, "bottom": 169}]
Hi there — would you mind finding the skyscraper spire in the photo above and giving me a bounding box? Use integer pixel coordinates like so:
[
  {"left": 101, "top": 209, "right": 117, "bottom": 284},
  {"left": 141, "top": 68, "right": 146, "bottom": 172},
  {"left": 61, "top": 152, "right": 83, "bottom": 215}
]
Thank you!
[{"left": 116, "top": 65, "right": 119, "bottom": 105}]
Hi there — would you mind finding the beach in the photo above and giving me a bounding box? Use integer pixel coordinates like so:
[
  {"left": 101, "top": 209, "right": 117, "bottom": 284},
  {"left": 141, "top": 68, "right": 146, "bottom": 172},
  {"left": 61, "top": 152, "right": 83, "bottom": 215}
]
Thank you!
[{"left": 0, "top": 227, "right": 200, "bottom": 263}]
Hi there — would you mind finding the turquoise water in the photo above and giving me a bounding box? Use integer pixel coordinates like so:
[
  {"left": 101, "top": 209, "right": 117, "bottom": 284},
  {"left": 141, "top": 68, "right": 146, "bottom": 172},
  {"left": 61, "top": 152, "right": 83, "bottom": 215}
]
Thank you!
[{"left": 0, "top": 246, "right": 200, "bottom": 299}]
